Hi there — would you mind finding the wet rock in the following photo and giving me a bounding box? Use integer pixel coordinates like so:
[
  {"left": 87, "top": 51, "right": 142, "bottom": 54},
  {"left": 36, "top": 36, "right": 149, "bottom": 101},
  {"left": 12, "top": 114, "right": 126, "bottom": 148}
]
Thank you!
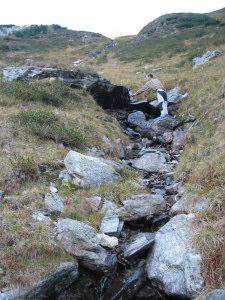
[
  {"left": 44, "top": 192, "right": 64, "bottom": 213},
  {"left": 117, "top": 194, "right": 167, "bottom": 221},
  {"left": 146, "top": 214, "right": 203, "bottom": 298},
  {"left": 203, "top": 289, "right": 225, "bottom": 300},
  {"left": 136, "top": 283, "right": 165, "bottom": 300},
  {"left": 64, "top": 150, "right": 121, "bottom": 188},
  {"left": 125, "top": 127, "right": 141, "bottom": 138},
  {"left": 172, "top": 130, "right": 186, "bottom": 152},
  {"left": 132, "top": 152, "right": 173, "bottom": 174},
  {"left": 130, "top": 100, "right": 160, "bottom": 115},
  {"left": 136, "top": 115, "right": 181, "bottom": 139},
  {"left": 123, "top": 232, "right": 155, "bottom": 259},
  {"left": 57, "top": 218, "right": 117, "bottom": 275},
  {"left": 193, "top": 49, "right": 223, "bottom": 69},
  {"left": 128, "top": 111, "right": 146, "bottom": 126},
  {"left": 24, "top": 262, "right": 79, "bottom": 300},
  {"left": 102, "top": 268, "right": 145, "bottom": 300}
]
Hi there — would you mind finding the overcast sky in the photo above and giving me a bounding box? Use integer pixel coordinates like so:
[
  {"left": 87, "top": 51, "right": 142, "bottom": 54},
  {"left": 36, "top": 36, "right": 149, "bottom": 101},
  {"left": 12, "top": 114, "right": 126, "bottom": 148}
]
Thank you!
[{"left": 1, "top": 0, "right": 224, "bottom": 38}]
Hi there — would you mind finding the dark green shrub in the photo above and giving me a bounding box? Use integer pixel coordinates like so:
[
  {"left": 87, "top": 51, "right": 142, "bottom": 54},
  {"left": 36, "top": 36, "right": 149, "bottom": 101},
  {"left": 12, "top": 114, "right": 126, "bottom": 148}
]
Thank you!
[
  {"left": 0, "top": 81, "right": 83, "bottom": 107},
  {"left": 14, "top": 110, "right": 85, "bottom": 148}
]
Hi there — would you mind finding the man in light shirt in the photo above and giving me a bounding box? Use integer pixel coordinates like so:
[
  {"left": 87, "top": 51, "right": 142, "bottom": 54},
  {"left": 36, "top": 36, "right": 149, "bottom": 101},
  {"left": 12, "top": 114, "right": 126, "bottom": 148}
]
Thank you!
[{"left": 132, "top": 74, "right": 168, "bottom": 116}]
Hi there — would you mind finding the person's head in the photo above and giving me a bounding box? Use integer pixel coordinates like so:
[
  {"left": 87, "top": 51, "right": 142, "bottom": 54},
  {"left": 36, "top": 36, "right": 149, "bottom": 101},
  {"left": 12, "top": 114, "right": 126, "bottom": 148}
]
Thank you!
[{"left": 146, "top": 74, "right": 153, "bottom": 81}]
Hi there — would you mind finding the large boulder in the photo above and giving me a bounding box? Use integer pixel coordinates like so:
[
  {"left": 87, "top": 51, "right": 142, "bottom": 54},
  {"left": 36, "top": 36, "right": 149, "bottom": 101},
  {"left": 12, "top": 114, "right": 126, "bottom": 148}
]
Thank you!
[
  {"left": 56, "top": 218, "right": 117, "bottom": 275},
  {"left": 146, "top": 214, "right": 203, "bottom": 298},
  {"left": 117, "top": 194, "right": 167, "bottom": 221},
  {"left": 193, "top": 50, "right": 223, "bottom": 69},
  {"left": 136, "top": 115, "right": 182, "bottom": 139},
  {"left": 64, "top": 150, "right": 121, "bottom": 187},
  {"left": 132, "top": 152, "right": 172, "bottom": 174},
  {"left": 3, "top": 66, "right": 130, "bottom": 109}
]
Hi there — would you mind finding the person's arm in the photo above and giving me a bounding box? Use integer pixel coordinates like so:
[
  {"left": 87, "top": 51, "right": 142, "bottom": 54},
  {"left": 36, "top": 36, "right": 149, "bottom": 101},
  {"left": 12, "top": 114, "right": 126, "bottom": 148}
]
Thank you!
[{"left": 135, "top": 82, "right": 150, "bottom": 96}]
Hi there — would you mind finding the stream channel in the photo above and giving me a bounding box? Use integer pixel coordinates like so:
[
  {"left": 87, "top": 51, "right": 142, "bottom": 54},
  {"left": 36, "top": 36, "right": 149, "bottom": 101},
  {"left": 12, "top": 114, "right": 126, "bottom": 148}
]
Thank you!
[{"left": 56, "top": 103, "right": 186, "bottom": 300}]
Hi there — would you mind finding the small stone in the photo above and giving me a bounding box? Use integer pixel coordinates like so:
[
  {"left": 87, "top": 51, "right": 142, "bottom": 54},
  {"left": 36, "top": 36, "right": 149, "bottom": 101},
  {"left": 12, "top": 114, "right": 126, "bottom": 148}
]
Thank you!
[{"left": 97, "top": 233, "right": 118, "bottom": 248}]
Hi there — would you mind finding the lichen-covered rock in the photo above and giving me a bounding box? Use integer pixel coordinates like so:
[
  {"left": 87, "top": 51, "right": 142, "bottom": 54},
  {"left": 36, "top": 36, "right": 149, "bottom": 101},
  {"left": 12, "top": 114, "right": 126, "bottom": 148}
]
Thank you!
[
  {"left": 64, "top": 150, "right": 121, "bottom": 187},
  {"left": 146, "top": 214, "right": 203, "bottom": 298},
  {"left": 44, "top": 192, "right": 64, "bottom": 213}
]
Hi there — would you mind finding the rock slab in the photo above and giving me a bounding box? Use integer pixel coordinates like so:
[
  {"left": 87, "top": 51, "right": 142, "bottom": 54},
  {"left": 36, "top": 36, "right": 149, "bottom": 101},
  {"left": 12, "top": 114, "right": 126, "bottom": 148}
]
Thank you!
[{"left": 146, "top": 214, "right": 203, "bottom": 298}]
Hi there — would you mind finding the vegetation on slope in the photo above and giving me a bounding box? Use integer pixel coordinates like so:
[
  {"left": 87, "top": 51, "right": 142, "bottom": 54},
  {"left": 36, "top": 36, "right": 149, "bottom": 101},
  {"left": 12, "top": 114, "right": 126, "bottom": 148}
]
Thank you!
[{"left": 0, "top": 8, "right": 224, "bottom": 297}]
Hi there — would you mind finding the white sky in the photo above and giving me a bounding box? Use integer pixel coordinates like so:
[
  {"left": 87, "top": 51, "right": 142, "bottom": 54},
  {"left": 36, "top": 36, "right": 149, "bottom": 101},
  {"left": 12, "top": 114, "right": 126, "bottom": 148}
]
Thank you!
[{"left": 1, "top": 0, "right": 224, "bottom": 38}]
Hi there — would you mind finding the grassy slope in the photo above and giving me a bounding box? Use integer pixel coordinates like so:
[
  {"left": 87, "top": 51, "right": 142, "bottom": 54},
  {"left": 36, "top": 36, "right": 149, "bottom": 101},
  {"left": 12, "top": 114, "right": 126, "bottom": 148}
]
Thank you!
[{"left": 0, "top": 11, "right": 225, "bottom": 297}]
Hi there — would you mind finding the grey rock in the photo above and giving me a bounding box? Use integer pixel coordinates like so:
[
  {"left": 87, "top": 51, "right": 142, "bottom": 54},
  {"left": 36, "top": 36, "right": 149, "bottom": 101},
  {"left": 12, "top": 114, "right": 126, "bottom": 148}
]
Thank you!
[
  {"left": 128, "top": 111, "right": 146, "bottom": 126},
  {"left": 123, "top": 232, "right": 155, "bottom": 259},
  {"left": 169, "top": 196, "right": 208, "bottom": 216},
  {"left": 193, "top": 50, "right": 223, "bottom": 68},
  {"left": 24, "top": 262, "right": 79, "bottom": 300},
  {"left": 137, "top": 115, "right": 181, "bottom": 139},
  {"left": 172, "top": 130, "right": 186, "bottom": 152},
  {"left": 116, "top": 138, "right": 125, "bottom": 159},
  {"left": 64, "top": 150, "right": 121, "bottom": 187},
  {"left": 0, "top": 190, "right": 3, "bottom": 199},
  {"left": 85, "top": 147, "right": 105, "bottom": 157},
  {"left": 100, "top": 200, "right": 122, "bottom": 236},
  {"left": 59, "top": 170, "right": 72, "bottom": 183},
  {"left": 57, "top": 218, "right": 117, "bottom": 275},
  {"left": 89, "top": 196, "right": 102, "bottom": 211},
  {"left": 32, "top": 212, "right": 51, "bottom": 222},
  {"left": 165, "top": 182, "right": 182, "bottom": 194},
  {"left": 117, "top": 194, "right": 167, "bottom": 221},
  {"left": 146, "top": 214, "right": 203, "bottom": 298},
  {"left": 167, "top": 87, "right": 184, "bottom": 104},
  {"left": 203, "top": 289, "right": 225, "bottom": 300},
  {"left": 44, "top": 192, "right": 64, "bottom": 213},
  {"left": 132, "top": 152, "right": 173, "bottom": 174}
]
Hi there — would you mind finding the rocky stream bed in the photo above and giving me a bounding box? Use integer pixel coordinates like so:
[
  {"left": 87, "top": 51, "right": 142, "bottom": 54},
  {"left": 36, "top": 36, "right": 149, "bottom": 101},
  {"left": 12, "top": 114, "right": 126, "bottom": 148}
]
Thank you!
[{"left": 1, "top": 66, "right": 207, "bottom": 300}]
